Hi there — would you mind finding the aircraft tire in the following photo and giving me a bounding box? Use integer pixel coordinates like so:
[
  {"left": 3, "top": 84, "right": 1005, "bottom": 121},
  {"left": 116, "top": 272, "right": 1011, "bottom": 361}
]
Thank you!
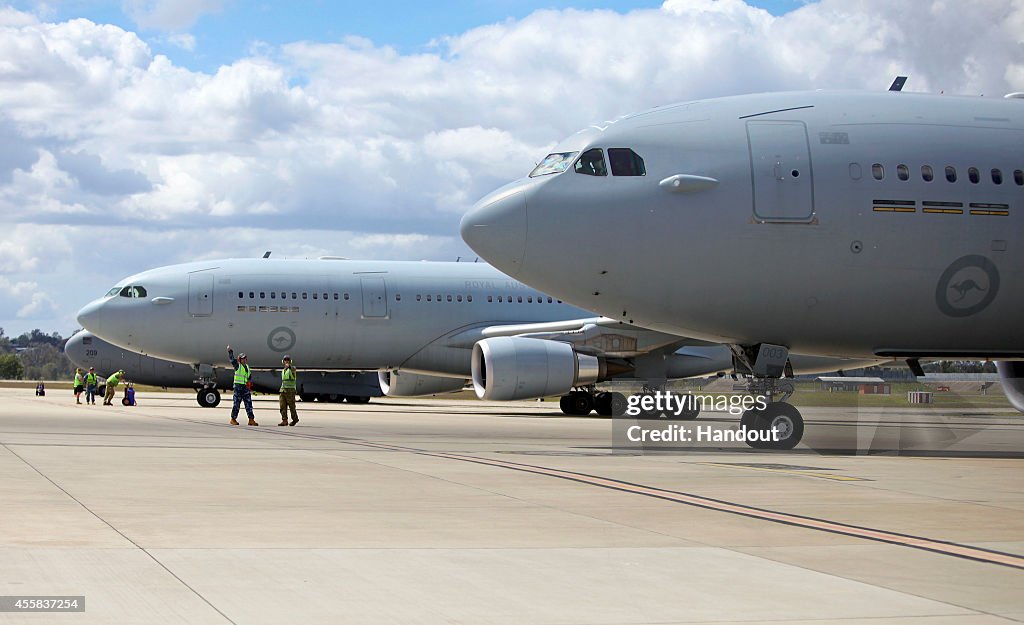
[
  {"left": 198, "top": 388, "right": 220, "bottom": 408},
  {"left": 745, "top": 403, "right": 803, "bottom": 450},
  {"left": 594, "top": 392, "right": 612, "bottom": 416},
  {"left": 675, "top": 393, "right": 700, "bottom": 420},
  {"left": 559, "top": 391, "right": 593, "bottom": 416},
  {"left": 345, "top": 396, "right": 371, "bottom": 404}
]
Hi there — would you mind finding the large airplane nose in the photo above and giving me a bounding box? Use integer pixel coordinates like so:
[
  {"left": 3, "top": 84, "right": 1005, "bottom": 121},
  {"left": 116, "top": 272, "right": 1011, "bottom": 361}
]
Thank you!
[
  {"left": 460, "top": 182, "right": 527, "bottom": 275},
  {"left": 76, "top": 299, "right": 106, "bottom": 336},
  {"left": 63, "top": 332, "right": 87, "bottom": 362}
]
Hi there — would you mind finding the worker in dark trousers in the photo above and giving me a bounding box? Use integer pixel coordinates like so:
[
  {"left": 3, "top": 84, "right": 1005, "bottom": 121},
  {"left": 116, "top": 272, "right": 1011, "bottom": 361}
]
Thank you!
[
  {"left": 278, "top": 355, "right": 298, "bottom": 426},
  {"left": 227, "top": 346, "right": 258, "bottom": 426}
]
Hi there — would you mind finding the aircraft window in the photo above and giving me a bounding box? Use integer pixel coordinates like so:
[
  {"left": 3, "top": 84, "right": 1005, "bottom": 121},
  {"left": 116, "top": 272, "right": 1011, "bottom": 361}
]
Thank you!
[
  {"left": 487, "top": 296, "right": 493, "bottom": 303},
  {"left": 333, "top": 293, "right": 338, "bottom": 300},
  {"left": 281, "top": 292, "right": 287, "bottom": 299},
  {"left": 945, "top": 166, "right": 957, "bottom": 182},
  {"left": 992, "top": 169, "right": 1003, "bottom": 184},
  {"left": 497, "top": 296, "right": 503, "bottom": 303},
  {"left": 547, "top": 297, "right": 553, "bottom": 303},
  {"left": 302, "top": 293, "right": 308, "bottom": 300},
  {"left": 447, "top": 295, "right": 452, "bottom": 302},
  {"left": 260, "top": 292, "right": 265, "bottom": 299},
  {"left": 237, "top": 291, "right": 243, "bottom": 299},
  {"left": 105, "top": 287, "right": 121, "bottom": 297},
  {"left": 922, "top": 165, "right": 934, "bottom": 182},
  {"left": 426, "top": 295, "right": 432, "bottom": 302},
  {"left": 608, "top": 148, "right": 646, "bottom": 176},
  {"left": 529, "top": 152, "right": 579, "bottom": 177},
  {"left": 527, "top": 296, "right": 533, "bottom": 303},
  {"left": 118, "top": 286, "right": 147, "bottom": 298},
  {"left": 313, "top": 293, "right": 318, "bottom": 300},
  {"left": 292, "top": 292, "right": 297, "bottom": 299},
  {"left": 396, "top": 294, "right": 401, "bottom": 301},
  {"left": 322, "top": 292, "right": 327, "bottom": 300},
  {"left": 897, "top": 164, "right": 909, "bottom": 181},
  {"left": 271, "top": 292, "right": 276, "bottom": 299},
  {"left": 249, "top": 292, "right": 255, "bottom": 299},
  {"left": 517, "top": 296, "right": 523, "bottom": 303},
  {"left": 456, "top": 295, "right": 463, "bottom": 302},
  {"left": 871, "top": 164, "right": 884, "bottom": 180},
  {"left": 82, "top": 336, "right": 92, "bottom": 345},
  {"left": 968, "top": 167, "right": 980, "bottom": 184},
  {"left": 417, "top": 294, "right": 422, "bottom": 302},
  {"left": 344, "top": 293, "right": 350, "bottom": 300},
  {"left": 467, "top": 295, "right": 473, "bottom": 302},
  {"left": 575, "top": 148, "right": 607, "bottom": 176},
  {"left": 1015, "top": 170, "right": 1023, "bottom": 186}
]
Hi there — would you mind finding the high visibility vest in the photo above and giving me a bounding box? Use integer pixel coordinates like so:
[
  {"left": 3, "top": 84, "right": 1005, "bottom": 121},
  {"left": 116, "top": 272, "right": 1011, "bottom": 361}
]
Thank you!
[
  {"left": 74, "top": 373, "right": 84, "bottom": 386},
  {"left": 107, "top": 372, "right": 122, "bottom": 387},
  {"left": 85, "top": 373, "right": 97, "bottom": 386},
  {"left": 233, "top": 363, "right": 251, "bottom": 386},
  {"left": 281, "top": 366, "right": 297, "bottom": 391}
]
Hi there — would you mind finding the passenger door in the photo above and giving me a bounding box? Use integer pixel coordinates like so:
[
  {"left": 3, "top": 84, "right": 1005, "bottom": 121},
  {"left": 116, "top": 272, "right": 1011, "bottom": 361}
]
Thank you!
[
  {"left": 747, "top": 121, "right": 815, "bottom": 222},
  {"left": 360, "top": 277, "right": 388, "bottom": 318},
  {"left": 188, "top": 271, "right": 214, "bottom": 316}
]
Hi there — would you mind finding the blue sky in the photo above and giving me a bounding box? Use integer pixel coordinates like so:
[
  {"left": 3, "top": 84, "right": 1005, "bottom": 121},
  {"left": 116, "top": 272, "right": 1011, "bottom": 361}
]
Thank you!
[{"left": 13, "top": 1, "right": 803, "bottom": 72}]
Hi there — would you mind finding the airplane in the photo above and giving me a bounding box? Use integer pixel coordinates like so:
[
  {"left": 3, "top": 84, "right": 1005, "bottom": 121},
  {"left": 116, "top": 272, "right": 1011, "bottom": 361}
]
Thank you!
[
  {"left": 65, "top": 330, "right": 382, "bottom": 407},
  {"left": 75, "top": 258, "right": 878, "bottom": 435},
  {"left": 461, "top": 87, "right": 1024, "bottom": 447}
]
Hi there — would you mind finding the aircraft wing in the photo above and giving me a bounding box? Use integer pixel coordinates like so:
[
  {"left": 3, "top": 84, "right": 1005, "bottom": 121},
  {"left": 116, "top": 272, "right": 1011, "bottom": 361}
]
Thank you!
[{"left": 445, "top": 316, "right": 708, "bottom": 358}]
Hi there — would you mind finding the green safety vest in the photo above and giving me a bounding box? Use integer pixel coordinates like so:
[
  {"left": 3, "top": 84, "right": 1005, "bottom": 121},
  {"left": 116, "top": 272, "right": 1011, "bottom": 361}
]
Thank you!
[
  {"left": 74, "top": 373, "right": 83, "bottom": 386},
  {"left": 85, "top": 373, "right": 97, "bottom": 386},
  {"left": 233, "top": 363, "right": 251, "bottom": 386},
  {"left": 281, "top": 366, "right": 297, "bottom": 391},
  {"left": 107, "top": 372, "right": 122, "bottom": 387}
]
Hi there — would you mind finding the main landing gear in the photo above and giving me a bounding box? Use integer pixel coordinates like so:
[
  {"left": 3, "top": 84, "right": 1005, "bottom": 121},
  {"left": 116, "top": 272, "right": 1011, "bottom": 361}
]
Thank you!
[
  {"left": 733, "top": 344, "right": 804, "bottom": 450},
  {"left": 557, "top": 386, "right": 701, "bottom": 420}
]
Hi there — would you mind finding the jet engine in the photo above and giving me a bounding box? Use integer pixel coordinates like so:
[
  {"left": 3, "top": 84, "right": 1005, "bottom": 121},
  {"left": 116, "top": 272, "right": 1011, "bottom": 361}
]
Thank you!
[
  {"left": 996, "top": 361, "right": 1024, "bottom": 413},
  {"left": 377, "top": 370, "right": 468, "bottom": 397},
  {"left": 472, "top": 336, "right": 603, "bottom": 401}
]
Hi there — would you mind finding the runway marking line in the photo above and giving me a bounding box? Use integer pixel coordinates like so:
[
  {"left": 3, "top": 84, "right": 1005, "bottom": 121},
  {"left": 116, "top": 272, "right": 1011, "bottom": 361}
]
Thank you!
[{"left": 340, "top": 439, "right": 1024, "bottom": 571}]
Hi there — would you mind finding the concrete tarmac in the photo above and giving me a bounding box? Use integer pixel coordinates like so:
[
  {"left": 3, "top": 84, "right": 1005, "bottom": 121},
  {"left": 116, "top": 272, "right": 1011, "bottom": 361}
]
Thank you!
[{"left": 1, "top": 388, "right": 1022, "bottom": 624}]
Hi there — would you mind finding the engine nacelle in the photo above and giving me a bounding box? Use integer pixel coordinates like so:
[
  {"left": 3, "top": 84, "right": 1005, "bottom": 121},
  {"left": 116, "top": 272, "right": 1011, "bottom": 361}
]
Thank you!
[
  {"left": 997, "top": 361, "right": 1024, "bottom": 413},
  {"left": 472, "top": 336, "right": 602, "bottom": 401},
  {"left": 377, "top": 370, "right": 467, "bottom": 397}
]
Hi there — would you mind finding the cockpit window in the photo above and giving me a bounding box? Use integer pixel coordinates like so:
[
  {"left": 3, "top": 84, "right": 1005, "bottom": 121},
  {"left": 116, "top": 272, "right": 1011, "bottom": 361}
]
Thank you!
[
  {"left": 529, "top": 152, "right": 578, "bottom": 177},
  {"left": 574, "top": 148, "right": 607, "bottom": 176},
  {"left": 119, "top": 286, "right": 147, "bottom": 298},
  {"left": 105, "top": 287, "right": 121, "bottom": 297},
  {"left": 608, "top": 148, "right": 646, "bottom": 176}
]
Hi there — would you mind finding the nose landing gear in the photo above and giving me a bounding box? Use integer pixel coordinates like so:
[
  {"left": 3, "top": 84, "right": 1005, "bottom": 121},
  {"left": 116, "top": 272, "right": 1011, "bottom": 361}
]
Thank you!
[{"left": 733, "top": 344, "right": 804, "bottom": 450}]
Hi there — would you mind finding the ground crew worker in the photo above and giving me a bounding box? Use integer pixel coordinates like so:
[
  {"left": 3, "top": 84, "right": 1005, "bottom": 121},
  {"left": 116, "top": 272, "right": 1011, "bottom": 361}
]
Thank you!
[
  {"left": 84, "top": 367, "right": 98, "bottom": 405},
  {"left": 73, "top": 368, "right": 85, "bottom": 404},
  {"left": 103, "top": 369, "right": 126, "bottom": 405},
  {"left": 227, "top": 346, "right": 257, "bottom": 426},
  {"left": 278, "top": 355, "right": 298, "bottom": 426}
]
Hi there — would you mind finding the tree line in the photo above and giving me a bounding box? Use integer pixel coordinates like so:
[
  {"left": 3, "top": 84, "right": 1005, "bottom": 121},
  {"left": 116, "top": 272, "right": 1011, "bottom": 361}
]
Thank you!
[{"left": 0, "top": 328, "right": 76, "bottom": 381}]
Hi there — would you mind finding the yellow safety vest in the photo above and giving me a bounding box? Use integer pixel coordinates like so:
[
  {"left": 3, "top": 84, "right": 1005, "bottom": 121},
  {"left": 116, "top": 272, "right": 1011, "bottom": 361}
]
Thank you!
[
  {"left": 281, "top": 366, "right": 297, "bottom": 391},
  {"left": 233, "top": 363, "right": 251, "bottom": 386}
]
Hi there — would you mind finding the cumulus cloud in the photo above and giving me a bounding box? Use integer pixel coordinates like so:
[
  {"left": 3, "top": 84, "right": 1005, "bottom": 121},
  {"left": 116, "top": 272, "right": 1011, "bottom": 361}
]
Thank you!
[{"left": 0, "top": 0, "right": 1021, "bottom": 334}]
